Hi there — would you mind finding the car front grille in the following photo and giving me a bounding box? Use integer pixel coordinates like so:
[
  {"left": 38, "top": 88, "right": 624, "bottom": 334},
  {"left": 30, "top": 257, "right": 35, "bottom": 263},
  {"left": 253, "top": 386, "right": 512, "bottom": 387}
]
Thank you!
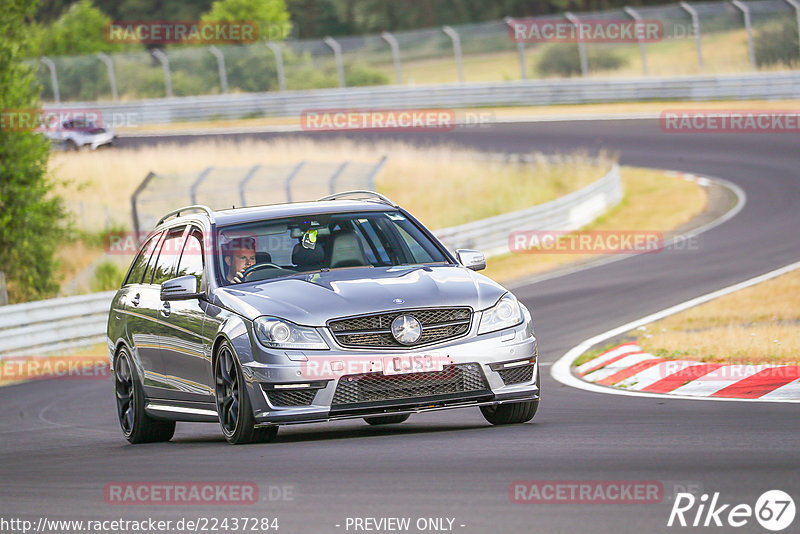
[
  {"left": 263, "top": 387, "right": 317, "bottom": 407},
  {"left": 497, "top": 364, "right": 535, "bottom": 385},
  {"left": 328, "top": 308, "right": 472, "bottom": 349},
  {"left": 331, "top": 363, "right": 489, "bottom": 407}
]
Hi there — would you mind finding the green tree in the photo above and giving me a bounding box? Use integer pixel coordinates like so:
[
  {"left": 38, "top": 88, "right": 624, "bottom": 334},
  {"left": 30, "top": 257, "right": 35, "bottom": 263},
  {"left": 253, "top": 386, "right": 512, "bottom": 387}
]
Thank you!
[
  {"left": 0, "top": 0, "right": 70, "bottom": 303},
  {"left": 202, "top": 0, "right": 292, "bottom": 41},
  {"left": 30, "top": 0, "right": 118, "bottom": 57}
]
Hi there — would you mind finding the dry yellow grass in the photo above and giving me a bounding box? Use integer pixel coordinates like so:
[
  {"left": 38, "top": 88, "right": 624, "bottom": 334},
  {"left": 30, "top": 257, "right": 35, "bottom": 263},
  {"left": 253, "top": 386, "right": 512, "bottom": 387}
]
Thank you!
[
  {"left": 483, "top": 166, "right": 707, "bottom": 283},
  {"left": 635, "top": 269, "right": 800, "bottom": 364},
  {"left": 377, "top": 152, "right": 612, "bottom": 229}
]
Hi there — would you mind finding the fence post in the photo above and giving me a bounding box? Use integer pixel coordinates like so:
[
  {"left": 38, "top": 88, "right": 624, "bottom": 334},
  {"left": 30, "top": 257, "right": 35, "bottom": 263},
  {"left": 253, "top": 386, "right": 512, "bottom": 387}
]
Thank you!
[
  {"left": 284, "top": 161, "right": 307, "bottom": 202},
  {"left": 131, "top": 171, "right": 157, "bottom": 237},
  {"left": 96, "top": 52, "right": 119, "bottom": 100},
  {"left": 442, "top": 26, "right": 465, "bottom": 83},
  {"left": 40, "top": 57, "right": 60, "bottom": 103},
  {"left": 624, "top": 7, "right": 649, "bottom": 75},
  {"left": 786, "top": 0, "right": 800, "bottom": 59},
  {"left": 238, "top": 164, "right": 262, "bottom": 206},
  {"left": 328, "top": 161, "right": 349, "bottom": 194},
  {"left": 0, "top": 272, "right": 8, "bottom": 306},
  {"left": 381, "top": 31, "right": 403, "bottom": 84},
  {"left": 680, "top": 2, "right": 704, "bottom": 72},
  {"left": 208, "top": 46, "right": 229, "bottom": 94},
  {"left": 150, "top": 49, "right": 173, "bottom": 97},
  {"left": 731, "top": 1, "right": 756, "bottom": 71},
  {"left": 265, "top": 42, "right": 287, "bottom": 91},
  {"left": 190, "top": 167, "right": 215, "bottom": 205},
  {"left": 504, "top": 18, "right": 527, "bottom": 80},
  {"left": 564, "top": 13, "right": 588, "bottom": 77},
  {"left": 366, "top": 155, "right": 388, "bottom": 191},
  {"left": 323, "top": 36, "right": 346, "bottom": 88}
]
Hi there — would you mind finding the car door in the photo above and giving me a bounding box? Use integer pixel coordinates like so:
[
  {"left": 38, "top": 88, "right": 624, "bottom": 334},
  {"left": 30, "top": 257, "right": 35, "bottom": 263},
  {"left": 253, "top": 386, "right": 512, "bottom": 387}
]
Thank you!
[
  {"left": 117, "top": 231, "right": 167, "bottom": 398},
  {"left": 141, "top": 226, "right": 187, "bottom": 397},
  {"left": 158, "top": 225, "right": 214, "bottom": 402}
]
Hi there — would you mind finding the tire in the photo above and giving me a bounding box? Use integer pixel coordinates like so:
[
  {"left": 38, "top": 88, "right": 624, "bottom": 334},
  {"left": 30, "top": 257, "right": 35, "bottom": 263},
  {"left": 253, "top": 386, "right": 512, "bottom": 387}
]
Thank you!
[
  {"left": 364, "top": 414, "right": 411, "bottom": 426},
  {"left": 64, "top": 139, "right": 79, "bottom": 151},
  {"left": 480, "top": 366, "right": 540, "bottom": 425},
  {"left": 214, "top": 341, "right": 278, "bottom": 445},
  {"left": 114, "top": 348, "right": 175, "bottom": 444},
  {"left": 480, "top": 400, "right": 538, "bottom": 425}
]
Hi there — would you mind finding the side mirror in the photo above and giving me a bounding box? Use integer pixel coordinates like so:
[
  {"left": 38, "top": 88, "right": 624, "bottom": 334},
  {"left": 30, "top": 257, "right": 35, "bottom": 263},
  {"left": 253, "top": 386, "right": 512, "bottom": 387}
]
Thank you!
[
  {"left": 456, "top": 249, "right": 486, "bottom": 271},
  {"left": 161, "top": 275, "right": 203, "bottom": 301}
]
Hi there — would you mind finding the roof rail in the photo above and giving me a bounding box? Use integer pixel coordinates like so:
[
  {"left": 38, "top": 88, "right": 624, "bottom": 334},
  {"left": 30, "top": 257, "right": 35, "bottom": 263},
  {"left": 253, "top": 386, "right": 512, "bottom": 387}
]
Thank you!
[
  {"left": 157, "top": 205, "right": 215, "bottom": 226},
  {"left": 317, "top": 190, "right": 397, "bottom": 207}
]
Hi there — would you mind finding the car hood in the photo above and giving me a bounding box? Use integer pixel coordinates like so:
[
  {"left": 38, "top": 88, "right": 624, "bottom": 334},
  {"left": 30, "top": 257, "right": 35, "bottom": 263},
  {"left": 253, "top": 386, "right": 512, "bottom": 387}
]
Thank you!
[{"left": 212, "top": 265, "right": 507, "bottom": 325}]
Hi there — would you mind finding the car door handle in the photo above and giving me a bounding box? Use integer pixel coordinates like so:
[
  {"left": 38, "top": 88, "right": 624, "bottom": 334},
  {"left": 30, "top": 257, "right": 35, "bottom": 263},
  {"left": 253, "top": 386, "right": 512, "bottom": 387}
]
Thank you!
[
  {"left": 160, "top": 301, "right": 171, "bottom": 317},
  {"left": 130, "top": 293, "right": 140, "bottom": 307}
]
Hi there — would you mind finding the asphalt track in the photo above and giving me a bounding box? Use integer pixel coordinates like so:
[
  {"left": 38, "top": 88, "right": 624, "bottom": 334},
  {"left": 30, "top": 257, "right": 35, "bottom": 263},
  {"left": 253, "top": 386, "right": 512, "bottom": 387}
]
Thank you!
[{"left": 2, "top": 120, "right": 799, "bottom": 533}]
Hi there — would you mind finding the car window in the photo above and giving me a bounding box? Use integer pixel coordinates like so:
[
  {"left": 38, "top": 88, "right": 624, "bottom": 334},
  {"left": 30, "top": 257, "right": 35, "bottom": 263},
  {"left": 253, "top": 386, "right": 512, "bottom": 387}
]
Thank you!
[
  {"left": 149, "top": 227, "right": 186, "bottom": 285},
  {"left": 123, "top": 232, "right": 161, "bottom": 286},
  {"left": 353, "top": 218, "right": 391, "bottom": 265},
  {"left": 177, "top": 228, "right": 204, "bottom": 291},
  {"left": 395, "top": 224, "right": 434, "bottom": 263}
]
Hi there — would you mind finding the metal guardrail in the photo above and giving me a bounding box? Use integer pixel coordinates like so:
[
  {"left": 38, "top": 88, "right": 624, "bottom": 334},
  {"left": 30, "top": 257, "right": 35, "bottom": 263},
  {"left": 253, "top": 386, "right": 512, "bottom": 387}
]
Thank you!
[
  {"left": 436, "top": 162, "right": 622, "bottom": 257},
  {"left": 0, "top": 291, "right": 115, "bottom": 358},
  {"left": 42, "top": 72, "right": 800, "bottom": 126},
  {"left": 0, "top": 159, "right": 619, "bottom": 358}
]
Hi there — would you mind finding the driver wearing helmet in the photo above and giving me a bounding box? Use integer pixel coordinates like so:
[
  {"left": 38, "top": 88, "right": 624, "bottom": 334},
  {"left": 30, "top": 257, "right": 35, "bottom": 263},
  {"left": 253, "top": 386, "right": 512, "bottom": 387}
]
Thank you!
[{"left": 223, "top": 236, "right": 256, "bottom": 284}]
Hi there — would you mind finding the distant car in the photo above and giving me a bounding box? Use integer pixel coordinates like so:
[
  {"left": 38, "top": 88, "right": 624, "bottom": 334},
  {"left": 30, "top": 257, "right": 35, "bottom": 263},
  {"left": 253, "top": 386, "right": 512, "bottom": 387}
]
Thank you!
[
  {"left": 107, "top": 191, "right": 540, "bottom": 444},
  {"left": 45, "top": 118, "right": 116, "bottom": 150}
]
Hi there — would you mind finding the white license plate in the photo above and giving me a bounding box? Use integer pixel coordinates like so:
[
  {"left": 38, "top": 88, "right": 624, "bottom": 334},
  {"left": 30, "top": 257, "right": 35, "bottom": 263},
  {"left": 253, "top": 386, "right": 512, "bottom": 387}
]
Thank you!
[{"left": 381, "top": 354, "right": 449, "bottom": 376}]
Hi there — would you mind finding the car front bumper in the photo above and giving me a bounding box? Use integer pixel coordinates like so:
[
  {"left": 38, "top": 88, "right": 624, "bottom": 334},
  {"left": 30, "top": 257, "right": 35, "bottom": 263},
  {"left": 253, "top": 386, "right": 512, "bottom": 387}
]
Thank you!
[{"left": 239, "top": 324, "right": 539, "bottom": 425}]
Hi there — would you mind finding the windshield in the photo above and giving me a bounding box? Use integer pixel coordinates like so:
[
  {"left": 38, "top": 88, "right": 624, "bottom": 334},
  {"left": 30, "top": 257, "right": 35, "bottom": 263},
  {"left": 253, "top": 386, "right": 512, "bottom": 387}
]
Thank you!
[{"left": 216, "top": 211, "right": 449, "bottom": 285}]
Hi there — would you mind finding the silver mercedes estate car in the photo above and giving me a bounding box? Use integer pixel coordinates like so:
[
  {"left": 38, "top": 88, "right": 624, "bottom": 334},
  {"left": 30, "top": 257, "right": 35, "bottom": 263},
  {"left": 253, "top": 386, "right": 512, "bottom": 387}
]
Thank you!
[{"left": 108, "top": 191, "right": 540, "bottom": 444}]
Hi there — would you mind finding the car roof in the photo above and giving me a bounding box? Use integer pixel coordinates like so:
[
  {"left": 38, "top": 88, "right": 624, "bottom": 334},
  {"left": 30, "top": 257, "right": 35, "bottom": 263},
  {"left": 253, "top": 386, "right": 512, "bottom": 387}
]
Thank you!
[{"left": 159, "top": 199, "right": 398, "bottom": 231}]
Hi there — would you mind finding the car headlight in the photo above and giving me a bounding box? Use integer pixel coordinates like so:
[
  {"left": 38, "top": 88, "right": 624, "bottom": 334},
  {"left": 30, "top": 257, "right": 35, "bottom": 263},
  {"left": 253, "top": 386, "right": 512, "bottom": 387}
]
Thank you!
[
  {"left": 254, "top": 317, "right": 329, "bottom": 350},
  {"left": 478, "top": 293, "right": 524, "bottom": 335}
]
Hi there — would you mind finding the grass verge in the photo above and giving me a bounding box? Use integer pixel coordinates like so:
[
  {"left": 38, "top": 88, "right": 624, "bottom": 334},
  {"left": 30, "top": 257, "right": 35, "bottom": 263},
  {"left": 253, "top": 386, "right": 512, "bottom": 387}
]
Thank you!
[
  {"left": 632, "top": 269, "right": 800, "bottom": 365},
  {"left": 483, "top": 166, "right": 707, "bottom": 283}
]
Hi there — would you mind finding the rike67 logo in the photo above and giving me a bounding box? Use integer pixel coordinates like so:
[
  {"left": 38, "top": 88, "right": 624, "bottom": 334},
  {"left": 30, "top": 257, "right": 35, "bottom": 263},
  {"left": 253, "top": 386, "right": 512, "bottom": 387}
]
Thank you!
[{"left": 668, "top": 490, "right": 795, "bottom": 531}]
